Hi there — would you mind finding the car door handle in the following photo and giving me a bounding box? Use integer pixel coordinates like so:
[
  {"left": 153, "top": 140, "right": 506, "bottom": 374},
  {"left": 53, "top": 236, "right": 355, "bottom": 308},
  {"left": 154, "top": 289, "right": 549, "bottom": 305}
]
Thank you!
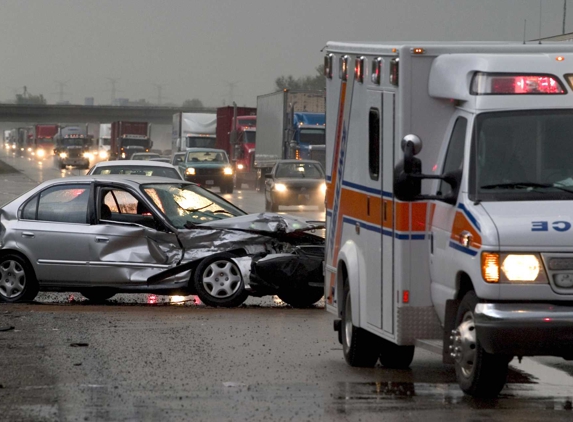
[
  {"left": 95, "top": 236, "right": 109, "bottom": 243},
  {"left": 21, "top": 231, "right": 35, "bottom": 238}
]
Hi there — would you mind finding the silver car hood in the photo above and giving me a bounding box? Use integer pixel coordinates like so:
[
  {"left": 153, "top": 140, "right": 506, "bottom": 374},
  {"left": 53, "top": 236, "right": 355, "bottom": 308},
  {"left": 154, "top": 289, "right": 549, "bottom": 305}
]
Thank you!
[{"left": 195, "top": 212, "right": 324, "bottom": 234}]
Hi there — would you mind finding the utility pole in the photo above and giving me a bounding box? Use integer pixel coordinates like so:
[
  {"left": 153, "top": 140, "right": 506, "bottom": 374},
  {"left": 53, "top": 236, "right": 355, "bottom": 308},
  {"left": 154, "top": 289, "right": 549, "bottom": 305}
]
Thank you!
[
  {"left": 152, "top": 83, "right": 166, "bottom": 105},
  {"left": 564, "top": 0, "right": 568, "bottom": 35},
  {"left": 54, "top": 80, "right": 69, "bottom": 103},
  {"left": 106, "top": 77, "right": 120, "bottom": 105},
  {"left": 225, "top": 81, "right": 238, "bottom": 105}
]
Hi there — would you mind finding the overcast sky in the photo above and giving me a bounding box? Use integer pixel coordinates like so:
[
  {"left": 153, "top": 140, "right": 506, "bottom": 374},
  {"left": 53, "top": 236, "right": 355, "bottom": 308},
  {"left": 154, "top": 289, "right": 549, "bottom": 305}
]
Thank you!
[{"left": 0, "top": 0, "right": 570, "bottom": 106}]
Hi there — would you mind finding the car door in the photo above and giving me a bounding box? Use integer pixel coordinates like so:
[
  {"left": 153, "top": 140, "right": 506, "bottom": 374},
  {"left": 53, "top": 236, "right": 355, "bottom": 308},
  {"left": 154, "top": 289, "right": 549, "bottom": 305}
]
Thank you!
[
  {"left": 16, "top": 183, "right": 93, "bottom": 285},
  {"left": 89, "top": 185, "right": 181, "bottom": 286}
]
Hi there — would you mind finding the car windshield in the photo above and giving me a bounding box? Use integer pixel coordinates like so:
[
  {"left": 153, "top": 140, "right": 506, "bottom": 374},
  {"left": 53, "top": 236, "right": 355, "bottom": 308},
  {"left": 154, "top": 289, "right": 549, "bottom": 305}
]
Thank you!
[
  {"left": 471, "top": 109, "right": 573, "bottom": 201},
  {"left": 142, "top": 183, "right": 244, "bottom": 228},
  {"left": 132, "top": 154, "right": 160, "bottom": 160},
  {"left": 92, "top": 166, "right": 181, "bottom": 179},
  {"left": 61, "top": 138, "right": 85, "bottom": 147},
  {"left": 185, "top": 137, "right": 216, "bottom": 148},
  {"left": 299, "top": 128, "right": 325, "bottom": 146},
  {"left": 101, "top": 138, "right": 111, "bottom": 146},
  {"left": 276, "top": 162, "right": 323, "bottom": 179},
  {"left": 186, "top": 151, "right": 228, "bottom": 163}
]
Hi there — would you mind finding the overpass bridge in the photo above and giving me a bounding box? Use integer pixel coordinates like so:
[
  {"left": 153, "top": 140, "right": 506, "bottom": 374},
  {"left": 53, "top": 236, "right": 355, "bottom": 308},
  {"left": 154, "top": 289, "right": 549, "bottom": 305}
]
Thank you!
[{"left": 0, "top": 104, "right": 217, "bottom": 125}]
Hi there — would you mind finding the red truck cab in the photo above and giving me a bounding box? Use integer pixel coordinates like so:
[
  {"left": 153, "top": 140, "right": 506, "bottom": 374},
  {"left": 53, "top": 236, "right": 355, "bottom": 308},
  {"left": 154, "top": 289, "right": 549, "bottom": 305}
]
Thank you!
[
  {"left": 34, "top": 125, "right": 59, "bottom": 159},
  {"left": 233, "top": 115, "right": 257, "bottom": 189}
]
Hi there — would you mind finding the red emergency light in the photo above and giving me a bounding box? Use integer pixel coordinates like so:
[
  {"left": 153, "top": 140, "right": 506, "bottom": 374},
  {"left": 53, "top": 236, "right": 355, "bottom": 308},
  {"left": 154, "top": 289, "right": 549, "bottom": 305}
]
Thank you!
[{"left": 471, "top": 72, "right": 566, "bottom": 95}]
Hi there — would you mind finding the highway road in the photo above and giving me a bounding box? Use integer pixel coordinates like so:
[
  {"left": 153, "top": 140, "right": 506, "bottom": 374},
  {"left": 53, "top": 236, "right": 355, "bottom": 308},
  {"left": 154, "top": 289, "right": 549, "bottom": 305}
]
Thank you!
[{"left": 1, "top": 148, "right": 573, "bottom": 421}]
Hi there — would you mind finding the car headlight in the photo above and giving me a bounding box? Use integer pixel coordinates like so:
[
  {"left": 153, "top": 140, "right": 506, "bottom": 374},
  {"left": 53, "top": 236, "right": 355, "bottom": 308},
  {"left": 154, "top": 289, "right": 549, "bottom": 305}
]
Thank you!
[
  {"left": 481, "top": 252, "right": 547, "bottom": 283},
  {"left": 320, "top": 183, "right": 326, "bottom": 194},
  {"left": 186, "top": 168, "right": 196, "bottom": 175},
  {"left": 237, "top": 163, "right": 244, "bottom": 170},
  {"left": 36, "top": 149, "right": 45, "bottom": 157},
  {"left": 224, "top": 167, "right": 233, "bottom": 175},
  {"left": 27, "top": 147, "right": 32, "bottom": 152},
  {"left": 274, "top": 183, "right": 287, "bottom": 192},
  {"left": 99, "top": 150, "right": 108, "bottom": 159},
  {"left": 121, "top": 152, "right": 126, "bottom": 158},
  {"left": 59, "top": 152, "right": 67, "bottom": 158}
]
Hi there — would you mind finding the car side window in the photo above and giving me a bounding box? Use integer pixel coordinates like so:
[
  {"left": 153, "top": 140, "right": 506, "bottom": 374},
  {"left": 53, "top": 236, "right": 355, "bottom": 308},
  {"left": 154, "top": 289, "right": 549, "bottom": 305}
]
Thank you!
[
  {"left": 99, "top": 188, "right": 160, "bottom": 230},
  {"left": 439, "top": 117, "right": 467, "bottom": 197},
  {"left": 21, "top": 195, "right": 39, "bottom": 220},
  {"left": 36, "top": 185, "right": 90, "bottom": 224},
  {"left": 102, "top": 190, "right": 139, "bottom": 214}
]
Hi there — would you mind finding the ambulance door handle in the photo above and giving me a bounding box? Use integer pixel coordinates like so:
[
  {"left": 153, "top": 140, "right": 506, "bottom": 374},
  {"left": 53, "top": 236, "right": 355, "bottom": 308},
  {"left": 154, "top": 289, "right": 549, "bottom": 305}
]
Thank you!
[
  {"left": 430, "top": 232, "right": 434, "bottom": 254},
  {"left": 383, "top": 202, "right": 387, "bottom": 221},
  {"left": 459, "top": 231, "right": 472, "bottom": 248}
]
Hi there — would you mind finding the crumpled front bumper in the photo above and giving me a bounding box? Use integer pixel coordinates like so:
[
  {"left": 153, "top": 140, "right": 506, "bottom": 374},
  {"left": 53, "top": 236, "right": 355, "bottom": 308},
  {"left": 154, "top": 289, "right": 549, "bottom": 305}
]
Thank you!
[{"left": 475, "top": 303, "right": 573, "bottom": 357}]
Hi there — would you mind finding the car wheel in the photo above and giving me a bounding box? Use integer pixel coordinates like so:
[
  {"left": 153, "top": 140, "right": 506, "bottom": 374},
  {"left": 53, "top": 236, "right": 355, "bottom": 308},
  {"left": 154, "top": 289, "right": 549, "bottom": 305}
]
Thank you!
[
  {"left": 277, "top": 287, "right": 323, "bottom": 308},
  {"left": 80, "top": 288, "right": 116, "bottom": 302},
  {"left": 0, "top": 254, "right": 39, "bottom": 303},
  {"left": 226, "top": 183, "right": 234, "bottom": 194},
  {"left": 342, "top": 284, "right": 380, "bottom": 367},
  {"left": 453, "top": 291, "right": 509, "bottom": 397},
  {"left": 194, "top": 253, "right": 248, "bottom": 308},
  {"left": 379, "top": 339, "right": 415, "bottom": 369}
]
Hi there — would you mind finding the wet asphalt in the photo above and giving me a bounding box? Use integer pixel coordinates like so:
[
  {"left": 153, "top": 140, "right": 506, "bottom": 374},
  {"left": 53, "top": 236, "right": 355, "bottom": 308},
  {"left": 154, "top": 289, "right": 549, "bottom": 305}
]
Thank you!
[{"left": 2, "top": 148, "right": 573, "bottom": 421}]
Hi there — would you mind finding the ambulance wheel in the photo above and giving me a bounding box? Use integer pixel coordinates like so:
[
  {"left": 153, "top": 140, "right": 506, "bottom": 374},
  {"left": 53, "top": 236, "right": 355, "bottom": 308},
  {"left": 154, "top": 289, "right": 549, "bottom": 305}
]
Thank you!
[
  {"left": 341, "top": 286, "right": 380, "bottom": 367},
  {"left": 194, "top": 253, "right": 248, "bottom": 308},
  {"left": 453, "top": 291, "right": 509, "bottom": 397},
  {"left": 379, "top": 340, "right": 415, "bottom": 369}
]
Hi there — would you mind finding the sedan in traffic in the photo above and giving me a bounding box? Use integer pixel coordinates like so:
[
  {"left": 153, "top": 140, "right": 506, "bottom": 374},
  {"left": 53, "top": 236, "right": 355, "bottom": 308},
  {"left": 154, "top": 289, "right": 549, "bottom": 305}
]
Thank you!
[
  {"left": 264, "top": 160, "right": 326, "bottom": 212},
  {"left": 87, "top": 160, "right": 184, "bottom": 180},
  {"left": 0, "top": 176, "right": 324, "bottom": 307}
]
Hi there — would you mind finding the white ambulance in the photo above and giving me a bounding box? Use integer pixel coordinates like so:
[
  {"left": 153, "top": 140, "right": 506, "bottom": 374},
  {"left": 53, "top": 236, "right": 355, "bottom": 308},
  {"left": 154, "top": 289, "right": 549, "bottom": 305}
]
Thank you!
[{"left": 324, "top": 41, "right": 573, "bottom": 397}]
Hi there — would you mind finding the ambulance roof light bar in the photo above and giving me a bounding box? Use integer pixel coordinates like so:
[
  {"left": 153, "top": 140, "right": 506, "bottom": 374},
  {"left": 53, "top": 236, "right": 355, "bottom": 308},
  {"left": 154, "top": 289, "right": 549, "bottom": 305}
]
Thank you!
[{"left": 470, "top": 72, "right": 566, "bottom": 95}]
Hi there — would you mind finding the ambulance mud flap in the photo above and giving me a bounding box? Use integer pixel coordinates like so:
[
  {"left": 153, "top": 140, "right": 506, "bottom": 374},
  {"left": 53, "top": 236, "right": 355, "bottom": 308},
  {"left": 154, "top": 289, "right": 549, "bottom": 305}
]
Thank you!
[{"left": 443, "top": 299, "right": 460, "bottom": 364}]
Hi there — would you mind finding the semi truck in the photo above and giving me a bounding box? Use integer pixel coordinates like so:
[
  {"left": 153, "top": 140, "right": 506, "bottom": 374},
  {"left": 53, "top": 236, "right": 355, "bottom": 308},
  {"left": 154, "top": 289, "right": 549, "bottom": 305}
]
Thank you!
[
  {"left": 216, "top": 106, "right": 257, "bottom": 189},
  {"left": 53, "top": 125, "right": 90, "bottom": 169},
  {"left": 32, "top": 124, "right": 59, "bottom": 159},
  {"left": 172, "top": 113, "right": 216, "bottom": 153},
  {"left": 324, "top": 41, "right": 573, "bottom": 398},
  {"left": 98, "top": 123, "right": 111, "bottom": 159},
  {"left": 254, "top": 90, "right": 325, "bottom": 190},
  {"left": 110, "top": 121, "right": 152, "bottom": 160}
]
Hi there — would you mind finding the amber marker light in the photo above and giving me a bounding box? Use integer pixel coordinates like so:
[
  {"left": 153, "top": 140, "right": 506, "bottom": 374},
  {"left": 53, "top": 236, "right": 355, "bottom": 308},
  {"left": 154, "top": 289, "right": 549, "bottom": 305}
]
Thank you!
[
  {"left": 557, "top": 56, "right": 565, "bottom": 61},
  {"left": 482, "top": 252, "right": 500, "bottom": 283}
]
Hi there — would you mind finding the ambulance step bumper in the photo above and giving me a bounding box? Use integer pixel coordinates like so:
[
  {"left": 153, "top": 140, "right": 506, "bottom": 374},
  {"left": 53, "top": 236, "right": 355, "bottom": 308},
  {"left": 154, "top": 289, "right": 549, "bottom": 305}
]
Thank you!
[{"left": 475, "top": 303, "right": 573, "bottom": 358}]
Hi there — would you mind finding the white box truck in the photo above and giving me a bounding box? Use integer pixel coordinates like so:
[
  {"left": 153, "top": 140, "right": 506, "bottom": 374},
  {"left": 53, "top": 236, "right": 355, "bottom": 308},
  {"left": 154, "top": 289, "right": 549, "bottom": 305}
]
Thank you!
[
  {"left": 324, "top": 41, "right": 573, "bottom": 397},
  {"left": 172, "top": 113, "right": 217, "bottom": 153}
]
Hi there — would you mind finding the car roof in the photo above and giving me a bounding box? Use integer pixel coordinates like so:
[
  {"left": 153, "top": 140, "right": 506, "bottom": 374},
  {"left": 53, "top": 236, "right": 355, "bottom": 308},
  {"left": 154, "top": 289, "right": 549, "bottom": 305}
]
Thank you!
[
  {"left": 185, "top": 148, "right": 227, "bottom": 154},
  {"left": 91, "top": 160, "right": 176, "bottom": 169},
  {"left": 36, "top": 174, "right": 194, "bottom": 188},
  {"left": 275, "top": 159, "right": 322, "bottom": 165}
]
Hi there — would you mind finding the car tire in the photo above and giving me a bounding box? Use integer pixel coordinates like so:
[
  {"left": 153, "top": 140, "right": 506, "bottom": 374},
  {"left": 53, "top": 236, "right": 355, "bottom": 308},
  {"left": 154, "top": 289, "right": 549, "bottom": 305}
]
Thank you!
[
  {"left": 341, "top": 284, "right": 380, "bottom": 367},
  {"left": 194, "top": 253, "right": 248, "bottom": 308},
  {"left": 80, "top": 289, "right": 116, "bottom": 303},
  {"left": 277, "top": 287, "right": 323, "bottom": 308},
  {"left": 226, "top": 184, "right": 234, "bottom": 194},
  {"left": 378, "top": 339, "right": 415, "bottom": 369},
  {"left": 0, "top": 254, "right": 39, "bottom": 303},
  {"left": 453, "top": 290, "right": 509, "bottom": 397}
]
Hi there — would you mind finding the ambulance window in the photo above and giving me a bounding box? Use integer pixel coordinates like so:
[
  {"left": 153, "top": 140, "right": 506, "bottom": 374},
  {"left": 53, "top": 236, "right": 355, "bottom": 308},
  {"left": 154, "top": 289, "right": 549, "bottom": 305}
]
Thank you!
[
  {"left": 439, "top": 117, "right": 467, "bottom": 197},
  {"left": 368, "top": 108, "right": 381, "bottom": 180}
]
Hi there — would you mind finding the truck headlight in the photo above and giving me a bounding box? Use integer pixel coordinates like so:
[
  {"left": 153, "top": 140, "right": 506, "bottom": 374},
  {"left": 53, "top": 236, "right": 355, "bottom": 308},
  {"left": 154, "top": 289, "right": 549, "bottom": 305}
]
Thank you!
[
  {"left": 59, "top": 152, "right": 67, "bottom": 158},
  {"left": 481, "top": 252, "right": 547, "bottom": 283},
  {"left": 83, "top": 152, "right": 93, "bottom": 159},
  {"left": 224, "top": 167, "right": 233, "bottom": 175},
  {"left": 36, "top": 149, "right": 45, "bottom": 157},
  {"left": 237, "top": 164, "right": 244, "bottom": 170},
  {"left": 186, "top": 168, "right": 196, "bottom": 175},
  {"left": 99, "top": 150, "right": 108, "bottom": 159},
  {"left": 121, "top": 152, "right": 126, "bottom": 159},
  {"left": 274, "top": 183, "right": 287, "bottom": 192}
]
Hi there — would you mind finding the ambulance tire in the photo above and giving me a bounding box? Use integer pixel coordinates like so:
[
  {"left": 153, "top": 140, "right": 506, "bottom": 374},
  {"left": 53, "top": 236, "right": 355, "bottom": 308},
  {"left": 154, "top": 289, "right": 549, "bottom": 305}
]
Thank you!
[
  {"left": 379, "top": 340, "right": 415, "bottom": 369},
  {"left": 454, "top": 291, "right": 509, "bottom": 397},
  {"left": 341, "top": 287, "right": 380, "bottom": 367}
]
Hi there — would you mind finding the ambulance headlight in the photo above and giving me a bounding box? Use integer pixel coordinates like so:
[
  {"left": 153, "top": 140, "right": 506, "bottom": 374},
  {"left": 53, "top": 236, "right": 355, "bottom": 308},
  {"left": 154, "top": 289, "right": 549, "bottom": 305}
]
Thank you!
[
  {"left": 320, "top": 183, "right": 326, "bottom": 194},
  {"left": 274, "top": 183, "right": 287, "bottom": 192},
  {"left": 482, "top": 252, "right": 547, "bottom": 283}
]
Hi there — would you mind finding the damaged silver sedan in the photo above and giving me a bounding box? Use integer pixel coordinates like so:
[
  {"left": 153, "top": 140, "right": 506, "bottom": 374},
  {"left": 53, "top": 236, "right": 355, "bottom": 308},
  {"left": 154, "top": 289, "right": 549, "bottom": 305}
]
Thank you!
[{"left": 0, "top": 176, "right": 325, "bottom": 307}]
